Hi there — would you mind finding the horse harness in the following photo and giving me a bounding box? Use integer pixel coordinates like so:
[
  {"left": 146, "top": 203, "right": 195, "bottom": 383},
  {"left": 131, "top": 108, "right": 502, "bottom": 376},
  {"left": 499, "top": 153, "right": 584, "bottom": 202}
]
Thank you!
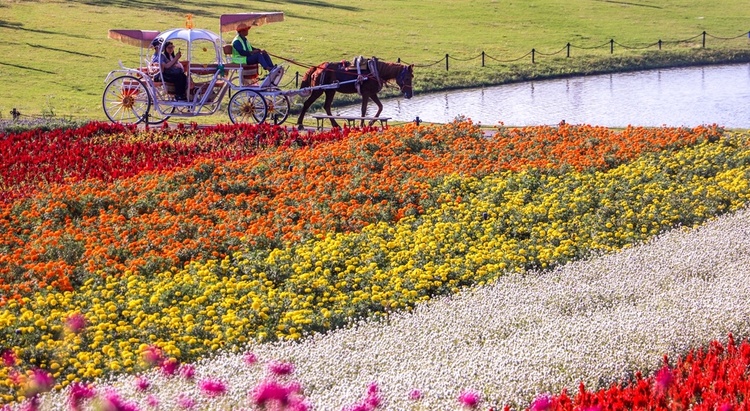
[
  {"left": 316, "top": 56, "right": 382, "bottom": 96},
  {"left": 353, "top": 56, "right": 382, "bottom": 95}
]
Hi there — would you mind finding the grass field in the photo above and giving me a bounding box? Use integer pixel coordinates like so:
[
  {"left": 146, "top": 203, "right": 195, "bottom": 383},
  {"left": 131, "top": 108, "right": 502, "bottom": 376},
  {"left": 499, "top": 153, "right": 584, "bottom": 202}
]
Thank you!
[{"left": 0, "top": 0, "right": 748, "bottom": 123}]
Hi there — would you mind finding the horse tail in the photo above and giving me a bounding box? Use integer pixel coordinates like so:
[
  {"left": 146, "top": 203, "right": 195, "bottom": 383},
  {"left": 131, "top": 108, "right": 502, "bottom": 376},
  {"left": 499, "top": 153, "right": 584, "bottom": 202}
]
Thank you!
[{"left": 300, "top": 65, "right": 319, "bottom": 88}]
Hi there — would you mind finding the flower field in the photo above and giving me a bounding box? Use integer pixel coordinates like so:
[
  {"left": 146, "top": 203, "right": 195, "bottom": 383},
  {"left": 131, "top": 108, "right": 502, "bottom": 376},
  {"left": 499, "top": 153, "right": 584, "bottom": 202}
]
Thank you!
[{"left": 2, "top": 121, "right": 750, "bottom": 410}]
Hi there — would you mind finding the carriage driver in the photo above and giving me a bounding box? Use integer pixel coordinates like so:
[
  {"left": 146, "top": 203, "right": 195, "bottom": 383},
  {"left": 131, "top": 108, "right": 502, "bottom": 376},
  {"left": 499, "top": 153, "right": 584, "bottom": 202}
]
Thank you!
[{"left": 232, "top": 23, "right": 276, "bottom": 71}]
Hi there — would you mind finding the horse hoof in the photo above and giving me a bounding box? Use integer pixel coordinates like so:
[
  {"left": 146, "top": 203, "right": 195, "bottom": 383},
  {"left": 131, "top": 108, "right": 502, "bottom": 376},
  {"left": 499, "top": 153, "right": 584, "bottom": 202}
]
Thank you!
[{"left": 297, "top": 124, "right": 305, "bottom": 131}]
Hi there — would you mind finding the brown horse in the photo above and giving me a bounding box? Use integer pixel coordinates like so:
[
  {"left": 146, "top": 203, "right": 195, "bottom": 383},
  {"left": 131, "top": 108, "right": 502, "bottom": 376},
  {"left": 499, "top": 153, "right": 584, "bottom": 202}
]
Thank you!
[{"left": 296, "top": 57, "right": 414, "bottom": 129}]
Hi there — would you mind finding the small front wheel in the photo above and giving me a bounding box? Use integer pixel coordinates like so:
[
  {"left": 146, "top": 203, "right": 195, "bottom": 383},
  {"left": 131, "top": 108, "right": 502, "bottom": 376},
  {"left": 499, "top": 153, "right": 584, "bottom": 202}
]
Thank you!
[
  {"left": 265, "top": 93, "right": 291, "bottom": 125},
  {"left": 102, "top": 75, "right": 151, "bottom": 125},
  {"left": 228, "top": 89, "right": 267, "bottom": 124}
]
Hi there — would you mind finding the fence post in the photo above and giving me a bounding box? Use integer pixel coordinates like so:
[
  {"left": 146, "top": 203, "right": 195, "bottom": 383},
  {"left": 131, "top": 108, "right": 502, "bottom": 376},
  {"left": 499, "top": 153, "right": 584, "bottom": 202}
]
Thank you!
[
  {"left": 397, "top": 57, "right": 401, "bottom": 63},
  {"left": 295, "top": 71, "right": 299, "bottom": 88},
  {"left": 658, "top": 39, "right": 662, "bottom": 50},
  {"left": 702, "top": 31, "right": 706, "bottom": 48},
  {"left": 481, "top": 51, "right": 485, "bottom": 67},
  {"left": 531, "top": 48, "right": 535, "bottom": 64},
  {"left": 566, "top": 43, "right": 570, "bottom": 58},
  {"left": 445, "top": 53, "right": 449, "bottom": 71},
  {"left": 610, "top": 39, "right": 614, "bottom": 54}
]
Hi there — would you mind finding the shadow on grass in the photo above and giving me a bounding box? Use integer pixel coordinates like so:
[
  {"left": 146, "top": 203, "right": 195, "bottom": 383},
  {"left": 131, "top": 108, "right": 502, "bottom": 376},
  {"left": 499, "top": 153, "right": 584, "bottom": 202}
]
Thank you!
[
  {"left": 0, "top": 61, "right": 56, "bottom": 74},
  {"left": 27, "top": 44, "right": 104, "bottom": 59},
  {"left": 0, "top": 20, "right": 89, "bottom": 39},
  {"left": 66, "top": 0, "right": 361, "bottom": 17}
]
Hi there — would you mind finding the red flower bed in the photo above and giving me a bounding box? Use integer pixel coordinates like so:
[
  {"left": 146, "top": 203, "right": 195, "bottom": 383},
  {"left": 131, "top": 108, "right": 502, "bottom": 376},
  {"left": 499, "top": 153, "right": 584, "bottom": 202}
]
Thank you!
[
  {"left": 523, "top": 335, "right": 750, "bottom": 411},
  {"left": 0, "top": 121, "right": 347, "bottom": 203}
]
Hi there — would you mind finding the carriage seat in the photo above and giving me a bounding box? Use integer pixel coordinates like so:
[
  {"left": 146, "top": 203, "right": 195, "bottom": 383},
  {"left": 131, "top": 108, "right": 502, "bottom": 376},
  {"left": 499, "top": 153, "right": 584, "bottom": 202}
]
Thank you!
[{"left": 223, "top": 44, "right": 258, "bottom": 85}]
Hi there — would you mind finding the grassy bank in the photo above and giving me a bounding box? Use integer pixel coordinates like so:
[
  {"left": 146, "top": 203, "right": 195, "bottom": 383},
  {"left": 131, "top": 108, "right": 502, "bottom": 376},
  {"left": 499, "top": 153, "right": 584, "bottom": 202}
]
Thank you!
[{"left": 0, "top": 0, "right": 748, "bottom": 123}]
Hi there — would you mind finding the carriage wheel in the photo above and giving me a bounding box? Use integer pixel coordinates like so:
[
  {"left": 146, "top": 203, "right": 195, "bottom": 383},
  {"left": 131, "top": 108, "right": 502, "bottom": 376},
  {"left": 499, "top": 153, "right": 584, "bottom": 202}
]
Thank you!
[
  {"left": 265, "top": 93, "right": 290, "bottom": 125},
  {"left": 228, "top": 89, "right": 267, "bottom": 124},
  {"left": 146, "top": 106, "right": 175, "bottom": 125},
  {"left": 102, "top": 75, "right": 151, "bottom": 125}
]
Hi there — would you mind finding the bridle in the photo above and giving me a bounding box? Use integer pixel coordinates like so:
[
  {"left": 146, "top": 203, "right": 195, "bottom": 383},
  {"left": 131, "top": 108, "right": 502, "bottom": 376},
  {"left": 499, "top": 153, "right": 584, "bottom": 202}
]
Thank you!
[{"left": 396, "top": 66, "right": 413, "bottom": 95}]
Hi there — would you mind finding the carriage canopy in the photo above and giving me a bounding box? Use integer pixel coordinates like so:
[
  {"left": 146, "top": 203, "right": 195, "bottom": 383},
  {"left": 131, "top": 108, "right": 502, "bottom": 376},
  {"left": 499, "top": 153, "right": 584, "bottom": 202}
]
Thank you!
[
  {"left": 107, "top": 30, "right": 160, "bottom": 48},
  {"left": 219, "top": 12, "right": 284, "bottom": 33}
]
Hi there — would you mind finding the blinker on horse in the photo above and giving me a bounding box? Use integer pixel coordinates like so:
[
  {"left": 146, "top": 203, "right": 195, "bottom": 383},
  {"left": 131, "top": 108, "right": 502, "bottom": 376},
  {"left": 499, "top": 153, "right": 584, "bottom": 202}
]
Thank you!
[{"left": 296, "top": 57, "right": 414, "bottom": 130}]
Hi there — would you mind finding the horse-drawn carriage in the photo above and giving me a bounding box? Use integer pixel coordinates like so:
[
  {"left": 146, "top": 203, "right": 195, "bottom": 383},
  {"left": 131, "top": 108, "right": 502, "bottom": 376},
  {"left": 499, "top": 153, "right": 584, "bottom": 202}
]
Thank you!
[{"left": 103, "top": 13, "right": 414, "bottom": 128}]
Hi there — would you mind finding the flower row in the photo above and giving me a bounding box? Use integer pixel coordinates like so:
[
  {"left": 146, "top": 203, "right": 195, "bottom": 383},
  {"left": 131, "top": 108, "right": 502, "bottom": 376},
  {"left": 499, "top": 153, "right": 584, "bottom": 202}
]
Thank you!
[
  {"left": 26, "top": 202, "right": 750, "bottom": 410},
  {"left": 1, "top": 131, "right": 749, "bottom": 404},
  {"left": 0, "top": 122, "right": 720, "bottom": 301}
]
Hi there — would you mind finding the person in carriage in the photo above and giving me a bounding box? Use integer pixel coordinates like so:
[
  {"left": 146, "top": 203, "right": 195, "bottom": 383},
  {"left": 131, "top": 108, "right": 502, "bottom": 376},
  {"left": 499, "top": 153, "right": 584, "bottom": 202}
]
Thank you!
[
  {"left": 231, "top": 23, "right": 278, "bottom": 73},
  {"left": 151, "top": 38, "right": 188, "bottom": 101}
]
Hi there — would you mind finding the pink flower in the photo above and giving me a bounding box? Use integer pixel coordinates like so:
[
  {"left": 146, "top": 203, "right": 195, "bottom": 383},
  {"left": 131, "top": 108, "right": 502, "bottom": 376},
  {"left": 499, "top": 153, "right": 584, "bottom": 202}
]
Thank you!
[
  {"left": 252, "top": 380, "right": 291, "bottom": 406},
  {"left": 530, "top": 395, "right": 553, "bottom": 411},
  {"left": 161, "top": 358, "right": 179, "bottom": 376},
  {"left": 408, "top": 389, "right": 422, "bottom": 400},
  {"left": 655, "top": 366, "right": 673, "bottom": 393},
  {"left": 102, "top": 390, "right": 140, "bottom": 411},
  {"left": 1, "top": 349, "right": 16, "bottom": 367},
  {"left": 68, "top": 382, "right": 96, "bottom": 411},
  {"left": 134, "top": 376, "right": 150, "bottom": 392},
  {"left": 65, "top": 312, "right": 87, "bottom": 334},
  {"left": 146, "top": 395, "right": 159, "bottom": 408},
  {"left": 244, "top": 352, "right": 258, "bottom": 365},
  {"left": 142, "top": 345, "right": 164, "bottom": 367},
  {"left": 177, "top": 394, "right": 195, "bottom": 410},
  {"left": 458, "top": 389, "right": 481, "bottom": 409},
  {"left": 179, "top": 364, "right": 196, "bottom": 379},
  {"left": 268, "top": 360, "right": 295, "bottom": 376},
  {"left": 251, "top": 379, "right": 307, "bottom": 409},
  {"left": 199, "top": 378, "right": 228, "bottom": 397},
  {"left": 24, "top": 369, "right": 55, "bottom": 397}
]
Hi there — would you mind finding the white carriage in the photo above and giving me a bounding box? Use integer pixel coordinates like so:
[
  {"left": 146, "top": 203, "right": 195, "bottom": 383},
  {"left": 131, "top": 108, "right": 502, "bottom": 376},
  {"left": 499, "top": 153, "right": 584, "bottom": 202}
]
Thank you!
[{"left": 102, "top": 13, "right": 299, "bottom": 125}]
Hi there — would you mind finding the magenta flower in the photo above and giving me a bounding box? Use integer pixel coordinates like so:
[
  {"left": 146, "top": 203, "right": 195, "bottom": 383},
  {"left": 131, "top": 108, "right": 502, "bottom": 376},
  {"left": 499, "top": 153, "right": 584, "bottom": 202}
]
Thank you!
[
  {"left": 68, "top": 382, "right": 96, "bottom": 411},
  {"left": 65, "top": 312, "right": 87, "bottom": 334},
  {"left": 655, "top": 365, "right": 673, "bottom": 393},
  {"left": 252, "top": 380, "right": 290, "bottom": 405},
  {"left": 161, "top": 358, "right": 179, "bottom": 376},
  {"left": 134, "top": 376, "right": 150, "bottom": 391},
  {"left": 199, "top": 378, "right": 228, "bottom": 397},
  {"left": 1, "top": 349, "right": 16, "bottom": 367},
  {"left": 146, "top": 395, "right": 159, "bottom": 408},
  {"left": 268, "top": 360, "right": 295, "bottom": 376},
  {"left": 177, "top": 394, "right": 196, "bottom": 410},
  {"left": 458, "top": 389, "right": 481, "bottom": 409},
  {"left": 142, "top": 345, "right": 164, "bottom": 367},
  {"left": 251, "top": 379, "right": 308, "bottom": 408},
  {"left": 24, "top": 369, "right": 55, "bottom": 397},
  {"left": 179, "top": 363, "right": 196, "bottom": 379},
  {"left": 102, "top": 390, "right": 140, "bottom": 411},
  {"left": 244, "top": 352, "right": 258, "bottom": 365},
  {"left": 408, "top": 389, "right": 422, "bottom": 400},
  {"left": 530, "top": 395, "right": 553, "bottom": 411}
]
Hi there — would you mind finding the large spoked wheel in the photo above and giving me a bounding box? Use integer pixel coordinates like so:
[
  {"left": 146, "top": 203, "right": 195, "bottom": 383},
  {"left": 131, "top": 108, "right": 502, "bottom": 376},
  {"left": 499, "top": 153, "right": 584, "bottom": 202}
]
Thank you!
[
  {"left": 265, "top": 92, "right": 290, "bottom": 125},
  {"left": 228, "top": 89, "right": 267, "bottom": 124},
  {"left": 102, "top": 75, "right": 151, "bottom": 125}
]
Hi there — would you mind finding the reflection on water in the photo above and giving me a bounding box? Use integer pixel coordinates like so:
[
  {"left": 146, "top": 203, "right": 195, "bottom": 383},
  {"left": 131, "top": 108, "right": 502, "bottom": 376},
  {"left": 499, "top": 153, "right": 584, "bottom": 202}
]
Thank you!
[{"left": 333, "top": 63, "right": 750, "bottom": 128}]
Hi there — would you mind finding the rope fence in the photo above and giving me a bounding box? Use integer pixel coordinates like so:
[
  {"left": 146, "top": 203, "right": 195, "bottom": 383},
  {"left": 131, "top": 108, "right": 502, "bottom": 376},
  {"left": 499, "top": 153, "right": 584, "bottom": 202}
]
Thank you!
[
  {"left": 392, "top": 30, "right": 749, "bottom": 69},
  {"left": 3, "top": 30, "right": 749, "bottom": 123}
]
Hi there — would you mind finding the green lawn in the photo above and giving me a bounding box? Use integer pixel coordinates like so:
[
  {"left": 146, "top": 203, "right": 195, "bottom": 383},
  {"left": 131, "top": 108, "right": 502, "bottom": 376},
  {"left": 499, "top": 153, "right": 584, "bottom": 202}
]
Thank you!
[{"left": 0, "top": 0, "right": 748, "bottom": 123}]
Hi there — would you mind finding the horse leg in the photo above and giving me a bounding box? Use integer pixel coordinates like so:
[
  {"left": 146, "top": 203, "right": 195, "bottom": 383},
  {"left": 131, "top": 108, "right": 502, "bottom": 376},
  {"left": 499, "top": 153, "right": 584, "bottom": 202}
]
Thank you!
[
  {"left": 369, "top": 94, "right": 384, "bottom": 127},
  {"left": 360, "top": 95, "right": 370, "bottom": 128},
  {"left": 296, "top": 89, "right": 324, "bottom": 130},
  {"left": 323, "top": 90, "right": 340, "bottom": 128}
]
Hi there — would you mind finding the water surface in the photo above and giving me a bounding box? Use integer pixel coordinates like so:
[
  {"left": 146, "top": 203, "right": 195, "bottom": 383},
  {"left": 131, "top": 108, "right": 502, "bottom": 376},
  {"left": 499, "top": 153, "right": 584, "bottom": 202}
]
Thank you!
[{"left": 333, "top": 63, "right": 750, "bottom": 128}]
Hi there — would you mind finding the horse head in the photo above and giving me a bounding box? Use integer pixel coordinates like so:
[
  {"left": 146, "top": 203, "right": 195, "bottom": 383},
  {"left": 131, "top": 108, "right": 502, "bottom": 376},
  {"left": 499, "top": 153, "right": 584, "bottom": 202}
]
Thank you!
[{"left": 396, "top": 64, "right": 414, "bottom": 99}]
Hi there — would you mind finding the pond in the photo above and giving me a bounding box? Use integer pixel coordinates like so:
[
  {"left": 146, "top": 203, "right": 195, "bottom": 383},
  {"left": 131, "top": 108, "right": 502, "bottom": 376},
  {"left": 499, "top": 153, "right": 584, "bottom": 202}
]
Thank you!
[{"left": 332, "top": 63, "right": 750, "bottom": 129}]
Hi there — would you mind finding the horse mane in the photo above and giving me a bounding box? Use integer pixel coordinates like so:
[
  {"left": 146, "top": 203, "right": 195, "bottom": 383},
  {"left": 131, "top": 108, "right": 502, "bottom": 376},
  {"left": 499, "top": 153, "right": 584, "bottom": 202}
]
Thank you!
[
  {"left": 300, "top": 65, "right": 319, "bottom": 88},
  {"left": 375, "top": 60, "right": 405, "bottom": 81}
]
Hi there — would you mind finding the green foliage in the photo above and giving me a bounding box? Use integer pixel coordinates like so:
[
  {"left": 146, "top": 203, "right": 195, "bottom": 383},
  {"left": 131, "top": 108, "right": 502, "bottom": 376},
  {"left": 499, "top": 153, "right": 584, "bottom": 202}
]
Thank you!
[{"left": 0, "top": 1, "right": 748, "bottom": 123}]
